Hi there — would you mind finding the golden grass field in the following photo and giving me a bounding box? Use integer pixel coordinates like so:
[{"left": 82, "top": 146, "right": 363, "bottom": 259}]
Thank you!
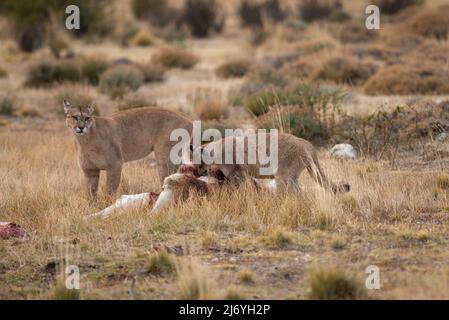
[{"left": 1, "top": 0, "right": 449, "bottom": 299}]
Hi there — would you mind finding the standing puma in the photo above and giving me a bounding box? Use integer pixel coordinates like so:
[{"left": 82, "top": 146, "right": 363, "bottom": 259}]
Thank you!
[
  {"left": 194, "top": 133, "right": 349, "bottom": 194},
  {"left": 64, "top": 100, "right": 193, "bottom": 197}
]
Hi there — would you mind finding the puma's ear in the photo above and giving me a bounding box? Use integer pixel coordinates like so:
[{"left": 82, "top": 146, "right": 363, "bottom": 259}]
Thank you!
[
  {"left": 87, "top": 104, "right": 95, "bottom": 115},
  {"left": 63, "top": 100, "right": 71, "bottom": 113}
]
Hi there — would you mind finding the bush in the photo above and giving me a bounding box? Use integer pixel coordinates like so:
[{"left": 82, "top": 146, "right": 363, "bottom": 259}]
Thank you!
[
  {"left": 258, "top": 107, "right": 329, "bottom": 143},
  {"left": 373, "top": 0, "right": 422, "bottom": 15},
  {"left": 140, "top": 64, "right": 166, "bottom": 83},
  {"left": 311, "top": 56, "right": 379, "bottom": 85},
  {"left": 0, "top": 67, "right": 7, "bottom": 78},
  {"left": 0, "top": 95, "right": 16, "bottom": 116},
  {"left": 131, "top": 30, "right": 154, "bottom": 46},
  {"left": 152, "top": 47, "right": 199, "bottom": 69},
  {"left": 364, "top": 63, "right": 449, "bottom": 95},
  {"left": 182, "top": 0, "right": 223, "bottom": 38},
  {"left": 298, "top": 0, "right": 343, "bottom": 22},
  {"left": 402, "top": 9, "right": 449, "bottom": 40},
  {"left": 100, "top": 65, "right": 144, "bottom": 98},
  {"left": 216, "top": 59, "right": 251, "bottom": 78},
  {"left": 80, "top": 59, "right": 110, "bottom": 86},
  {"left": 131, "top": 0, "right": 177, "bottom": 27},
  {"left": 308, "top": 267, "right": 366, "bottom": 300},
  {"left": 25, "top": 61, "right": 81, "bottom": 87},
  {"left": 238, "top": 1, "right": 264, "bottom": 29},
  {"left": 189, "top": 88, "right": 229, "bottom": 120}
]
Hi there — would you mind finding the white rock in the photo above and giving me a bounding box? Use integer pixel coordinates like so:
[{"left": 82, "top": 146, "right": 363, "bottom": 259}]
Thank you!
[{"left": 330, "top": 143, "right": 357, "bottom": 160}]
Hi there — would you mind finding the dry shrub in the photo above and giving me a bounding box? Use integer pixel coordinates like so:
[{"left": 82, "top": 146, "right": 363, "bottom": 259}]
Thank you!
[
  {"left": 364, "top": 63, "right": 449, "bottom": 95},
  {"left": 282, "top": 58, "right": 316, "bottom": 79},
  {"left": 80, "top": 58, "right": 110, "bottom": 86},
  {"left": 216, "top": 59, "right": 252, "bottom": 78},
  {"left": 189, "top": 88, "right": 229, "bottom": 120},
  {"left": 0, "top": 67, "right": 7, "bottom": 78},
  {"left": 99, "top": 65, "right": 144, "bottom": 98},
  {"left": 308, "top": 267, "right": 366, "bottom": 300},
  {"left": 373, "top": 0, "right": 422, "bottom": 14},
  {"left": 181, "top": 0, "right": 224, "bottom": 38},
  {"left": 152, "top": 47, "right": 199, "bottom": 69},
  {"left": 139, "top": 64, "right": 166, "bottom": 83},
  {"left": 131, "top": 30, "right": 154, "bottom": 47},
  {"left": 337, "top": 22, "right": 378, "bottom": 43},
  {"left": 238, "top": 0, "right": 264, "bottom": 29},
  {"left": 298, "top": 0, "right": 343, "bottom": 22},
  {"left": 118, "top": 93, "right": 157, "bottom": 111},
  {"left": 0, "top": 94, "right": 16, "bottom": 116},
  {"left": 20, "top": 107, "right": 42, "bottom": 118},
  {"left": 311, "top": 56, "right": 379, "bottom": 86},
  {"left": 401, "top": 8, "right": 449, "bottom": 40}
]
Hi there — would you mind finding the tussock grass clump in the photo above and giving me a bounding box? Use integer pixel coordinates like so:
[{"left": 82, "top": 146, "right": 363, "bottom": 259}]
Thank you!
[
  {"left": 330, "top": 235, "right": 346, "bottom": 250},
  {"left": 308, "top": 267, "right": 366, "bottom": 300},
  {"left": 0, "top": 95, "right": 17, "bottom": 116},
  {"left": 131, "top": 30, "right": 154, "bottom": 47},
  {"left": 246, "top": 66, "right": 287, "bottom": 91},
  {"left": 363, "top": 63, "right": 449, "bottom": 95},
  {"left": 152, "top": 47, "right": 199, "bottom": 69},
  {"left": 401, "top": 9, "right": 449, "bottom": 40},
  {"left": 49, "top": 282, "right": 81, "bottom": 300},
  {"left": 262, "top": 228, "right": 294, "bottom": 248},
  {"left": 436, "top": 174, "right": 449, "bottom": 190},
  {"left": 224, "top": 287, "right": 246, "bottom": 300},
  {"left": 189, "top": 87, "right": 229, "bottom": 120},
  {"left": 337, "top": 22, "right": 378, "bottom": 43},
  {"left": 311, "top": 56, "right": 378, "bottom": 86},
  {"left": 201, "top": 230, "right": 218, "bottom": 248},
  {"left": 176, "top": 261, "right": 217, "bottom": 299},
  {"left": 239, "top": 270, "right": 255, "bottom": 285},
  {"left": 216, "top": 59, "right": 251, "bottom": 79},
  {"left": 99, "top": 65, "right": 144, "bottom": 98},
  {"left": 80, "top": 58, "right": 110, "bottom": 86},
  {"left": 25, "top": 61, "right": 81, "bottom": 87},
  {"left": 146, "top": 250, "right": 177, "bottom": 276}
]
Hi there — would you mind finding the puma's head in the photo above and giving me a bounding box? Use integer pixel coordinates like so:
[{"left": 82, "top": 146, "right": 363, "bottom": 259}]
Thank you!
[{"left": 63, "top": 100, "right": 95, "bottom": 136}]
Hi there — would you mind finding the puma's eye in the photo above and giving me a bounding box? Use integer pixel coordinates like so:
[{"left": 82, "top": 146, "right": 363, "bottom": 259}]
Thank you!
[
  {"left": 85, "top": 117, "right": 91, "bottom": 121},
  {"left": 72, "top": 116, "right": 78, "bottom": 120}
]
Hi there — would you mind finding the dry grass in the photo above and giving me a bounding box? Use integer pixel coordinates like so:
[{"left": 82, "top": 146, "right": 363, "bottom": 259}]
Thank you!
[{"left": 189, "top": 87, "right": 229, "bottom": 120}]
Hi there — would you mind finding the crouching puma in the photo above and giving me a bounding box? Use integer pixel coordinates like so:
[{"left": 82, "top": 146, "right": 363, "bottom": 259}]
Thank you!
[
  {"left": 64, "top": 100, "right": 193, "bottom": 197},
  {"left": 193, "top": 132, "right": 350, "bottom": 194}
]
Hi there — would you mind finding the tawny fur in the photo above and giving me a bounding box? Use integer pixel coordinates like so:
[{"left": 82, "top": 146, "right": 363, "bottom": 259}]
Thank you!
[
  {"left": 64, "top": 101, "right": 193, "bottom": 197},
  {"left": 198, "top": 133, "right": 350, "bottom": 194}
]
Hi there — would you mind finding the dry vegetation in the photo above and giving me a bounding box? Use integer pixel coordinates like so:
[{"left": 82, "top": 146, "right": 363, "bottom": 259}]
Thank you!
[{"left": 1, "top": 0, "right": 449, "bottom": 300}]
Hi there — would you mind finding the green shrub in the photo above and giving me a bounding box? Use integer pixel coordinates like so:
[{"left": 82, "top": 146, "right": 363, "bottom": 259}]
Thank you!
[
  {"left": 373, "top": 0, "right": 422, "bottom": 15},
  {"left": 152, "top": 47, "right": 199, "bottom": 69},
  {"left": 99, "top": 65, "right": 144, "bottom": 98},
  {"left": 308, "top": 267, "right": 366, "bottom": 300},
  {"left": 216, "top": 60, "right": 251, "bottom": 78},
  {"left": 182, "top": 0, "right": 223, "bottom": 38},
  {"left": 80, "top": 59, "right": 110, "bottom": 86},
  {"left": 0, "top": 95, "right": 16, "bottom": 116},
  {"left": 25, "top": 61, "right": 81, "bottom": 87}
]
